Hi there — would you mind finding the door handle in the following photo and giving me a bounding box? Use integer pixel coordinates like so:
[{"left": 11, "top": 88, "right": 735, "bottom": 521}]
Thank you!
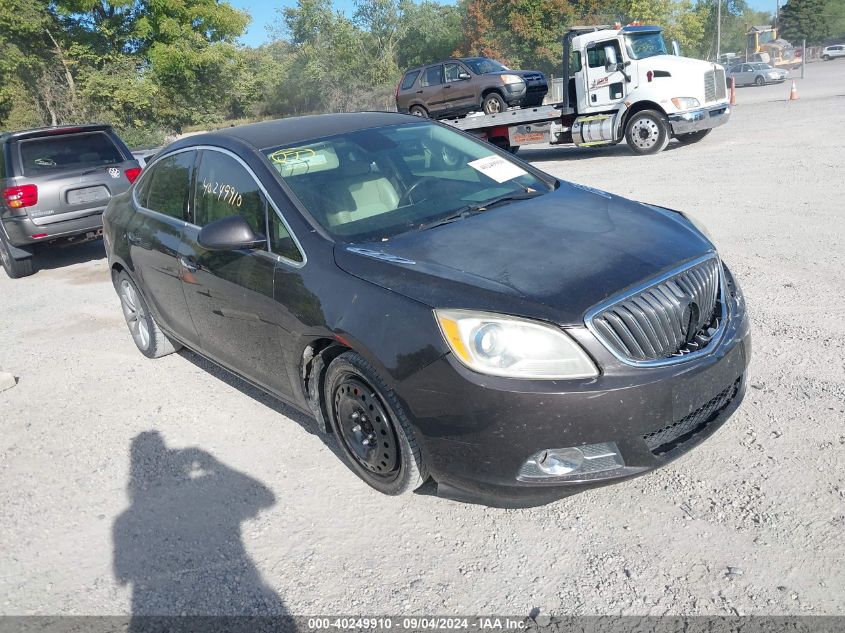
[
  {"left": 415, "top": 90, "right": 423, "bottom": 94},
  {"left": 179, "top": 256, "right": 199, "bottom": 272}
]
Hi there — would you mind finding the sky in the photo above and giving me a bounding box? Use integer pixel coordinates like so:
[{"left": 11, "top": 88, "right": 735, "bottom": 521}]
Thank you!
[{"left": 229, "top": 0, "right": 777, "bottom": 48}]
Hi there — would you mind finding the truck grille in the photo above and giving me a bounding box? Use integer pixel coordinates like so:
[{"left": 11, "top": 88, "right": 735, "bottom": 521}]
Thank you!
[
  {"left": 704, "top": 68, "right": 727, "bottom": 102},
  {"left": 643, "top": 377, "right": 741, "bottom": 455},
  {"left": 586, "top": 256, "right": 723, "bottom": 364}
]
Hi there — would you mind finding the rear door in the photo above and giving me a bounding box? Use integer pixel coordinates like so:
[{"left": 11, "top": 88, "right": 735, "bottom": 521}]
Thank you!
[
  {"left": 419, "top": 65, "right": 445, "bottom": 113},
  {"left": 179, "top": 148, "right": 303, "bottom": 398},
  {"left": 126, "top": 150, "right": 198, "bottom": 346},
  {"left": 12, "top": 130, "right": 138, "bottom": 228}
]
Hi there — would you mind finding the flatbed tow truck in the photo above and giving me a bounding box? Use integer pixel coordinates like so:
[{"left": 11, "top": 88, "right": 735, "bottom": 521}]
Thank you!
[{"left": 441, "top": 24, "right": 732, "bottom": 155}]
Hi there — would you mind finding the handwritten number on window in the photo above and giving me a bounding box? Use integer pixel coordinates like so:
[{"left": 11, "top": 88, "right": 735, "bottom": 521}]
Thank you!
[{"left": 202, "top": 179, "right": 242, "bottom": 207}]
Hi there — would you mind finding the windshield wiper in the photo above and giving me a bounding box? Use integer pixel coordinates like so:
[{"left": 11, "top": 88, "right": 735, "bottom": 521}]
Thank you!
[{"left": 417, "top": 190, "right": 543, "bottom": 232}]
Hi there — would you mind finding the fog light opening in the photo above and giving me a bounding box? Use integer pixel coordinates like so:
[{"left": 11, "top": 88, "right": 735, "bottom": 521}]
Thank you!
[{"left": 518, "top": 442, "right": 625, "bottom": 482}]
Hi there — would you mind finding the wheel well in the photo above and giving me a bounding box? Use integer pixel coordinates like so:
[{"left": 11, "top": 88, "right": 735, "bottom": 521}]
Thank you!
[
  {"left": 481, "top": 88, "right": 504, "bottom": 101},
  {"left": 301, "top": 338, "right": 350, "bottom": 433},
  {"left": 110, "top": 262, "right": 125, "bottom": 288}
]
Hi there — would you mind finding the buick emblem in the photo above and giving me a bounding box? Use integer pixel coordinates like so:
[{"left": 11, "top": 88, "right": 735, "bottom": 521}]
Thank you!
[
  {"left": 681, "top": 301, "right": 700, "bottom": 344},
  {"left": 108, "top": 167, "right": 121, "bottom": 179}
]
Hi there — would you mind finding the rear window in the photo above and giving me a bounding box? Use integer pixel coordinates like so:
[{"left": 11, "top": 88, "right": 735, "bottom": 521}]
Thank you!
[
  {"left": 400, "top": 71, "right": 420, "bottom": 90},
  {"left": 18, "top": 132, "right": 124, "bottom": 177}
]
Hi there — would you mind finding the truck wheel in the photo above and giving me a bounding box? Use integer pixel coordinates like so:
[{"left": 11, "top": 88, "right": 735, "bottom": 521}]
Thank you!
[
  {"left": 482, "top": 92, "right": 506, "bottom": 115},
  {"left": 755, "top": 75, "right": 765, "bottom": 86},
  {"left": 675, "top": 129, "right": 711, "bottom": 145},
  {"left": 409, "top": 105, "right": 428, "bottom": 118},
  {"left": 625, "top": 110, "right": 670, "bottom": 155},
  {"left": 0, "top": 232, "right": 34, "bottom": 279}
]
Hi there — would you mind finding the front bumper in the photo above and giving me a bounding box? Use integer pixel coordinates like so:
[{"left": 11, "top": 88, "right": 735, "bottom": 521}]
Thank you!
[
  {"left": 398, "top": 269, "right": 750, "bottom": 508},
  {"left": 669, "top": 103, "right": 731, "bottom": 136}
]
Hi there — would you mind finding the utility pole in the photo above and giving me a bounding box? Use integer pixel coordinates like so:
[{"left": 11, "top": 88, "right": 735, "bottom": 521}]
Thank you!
[{"left": 716, "top": 0, "right": 722, "bottom": 60}]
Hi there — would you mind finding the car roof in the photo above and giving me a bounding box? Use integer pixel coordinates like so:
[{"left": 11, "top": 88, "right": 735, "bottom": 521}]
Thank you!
[
  {"left": 403, "top": 57, "right": 492, "bottom": 73},
  {"left": 0, "top": 123, "right": 112, "bottom": 143},
  {"left": 183, "top": 112, "right": 417, "bottom": 151}
]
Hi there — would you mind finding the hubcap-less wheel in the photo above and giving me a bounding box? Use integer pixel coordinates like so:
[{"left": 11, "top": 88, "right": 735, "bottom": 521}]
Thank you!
[
  {"left": 120, "top": 279, "right": 151, "bottom": 351},
  {"left": 630, "top": 116, "right": 661, "bottom": 150},
  {"left": 333, "top": 376, "right": 399, "bottom": 478}
]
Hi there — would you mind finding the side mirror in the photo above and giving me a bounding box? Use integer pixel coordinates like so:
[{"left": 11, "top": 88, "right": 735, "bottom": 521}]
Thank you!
[
  {"left": 198, "top": 215, "right": 265, "bottom": 251},
  {"left": 458, "top": 72, "right": 471, "bottom": 80},
  {"left": 603, "top": 45, "right": 618, "bottom": 71},
  {"left": 672, "top": 40, "right": 681, "bottom": 56}
]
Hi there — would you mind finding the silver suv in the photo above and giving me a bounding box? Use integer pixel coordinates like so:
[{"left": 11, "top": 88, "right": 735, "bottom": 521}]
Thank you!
[{"left": 0, "top": 124, "right": 140, "bottom": 278}]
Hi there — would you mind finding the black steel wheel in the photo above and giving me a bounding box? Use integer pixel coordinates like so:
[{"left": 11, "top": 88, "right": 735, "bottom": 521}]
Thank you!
[{"left": 325, "top": 351, "right": 427, "bottom": 495}]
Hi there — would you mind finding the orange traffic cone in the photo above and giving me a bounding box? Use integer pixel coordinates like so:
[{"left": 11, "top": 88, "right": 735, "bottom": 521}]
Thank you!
[
  {"left": 729, "top": 77, "right": 737, "bottom": 105},
  {"left": 789, "top": 80, "right": 799, "bottom": 100}
]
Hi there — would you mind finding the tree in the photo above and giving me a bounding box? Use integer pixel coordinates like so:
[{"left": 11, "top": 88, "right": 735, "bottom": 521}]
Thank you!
[
  {"left": 779, "top": 0, "right": 830, "bottom": 44},
  {"left": 396, "top": 1, "right": 462, "bottom": 70}
]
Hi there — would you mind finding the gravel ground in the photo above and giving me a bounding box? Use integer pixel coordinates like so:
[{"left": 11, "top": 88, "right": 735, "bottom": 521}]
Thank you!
[{"left": 1, "top": 62, "right": 843, "bottom": 618}]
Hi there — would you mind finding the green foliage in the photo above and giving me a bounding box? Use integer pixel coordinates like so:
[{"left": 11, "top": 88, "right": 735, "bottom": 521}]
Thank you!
[{"left": 779, "top": 0, "right": 831, "bottom": 44}]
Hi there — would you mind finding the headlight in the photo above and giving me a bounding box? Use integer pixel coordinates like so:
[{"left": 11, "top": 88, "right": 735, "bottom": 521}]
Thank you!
[
  {"left": 500, "top": 74, "right": 525, "bottom": 85},
  {"left": 671, "top": 97, "right": 701, "bottom": 109},
  {"left": 434, "top": 309, "right": 598, "bottom": 380},
  {"left": 768, "top": 72, "right": 779, "bottom": 78}
]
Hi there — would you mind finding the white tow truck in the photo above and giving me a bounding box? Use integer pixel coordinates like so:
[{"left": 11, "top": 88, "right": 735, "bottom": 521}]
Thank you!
[{"left": 443, "top": 24, "right": 732, "bottom": 155}]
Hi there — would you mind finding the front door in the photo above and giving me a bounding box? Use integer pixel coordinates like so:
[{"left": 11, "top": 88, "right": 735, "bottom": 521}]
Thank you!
[
  {"left": 584, "top": 39, "right": 626, "bottom": 109},
  {"left": 441, "top": 62, "right": 476, "bottom": 112},
  {"left": 179, "top": 148, "right": 298, "bottom": 398},
  {"left": 127, "top": 150, "right": 198, "bottom": 346}
]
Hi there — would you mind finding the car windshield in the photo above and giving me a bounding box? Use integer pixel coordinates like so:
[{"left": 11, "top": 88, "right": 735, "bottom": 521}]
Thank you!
[
  {"left": 263, "top": 122, "right": 552, "bottom": 243},
  {"left": 624, "top": 32, "right": 669, "bottom": 60},
  {"left": 462, "top": 58, "right": 510, "bottom": 74},
  {"left": 18, "top": 131, "right": 124, "bottom": 176},
  {"left": 754, "top": 63, "right": 773, "bottom": 70}
]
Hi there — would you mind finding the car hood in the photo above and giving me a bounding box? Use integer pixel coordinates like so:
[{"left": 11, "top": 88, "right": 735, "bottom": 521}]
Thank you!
[{"left": 334, "top": 182, "right": 715, "bottom": 326}]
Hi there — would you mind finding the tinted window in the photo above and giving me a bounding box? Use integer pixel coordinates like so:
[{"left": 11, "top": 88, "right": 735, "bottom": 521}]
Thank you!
[
  {"left": 194, "top": 151, "right": 265, "bottom": 236},
  {"left": 588, "top": 40, "right": 622, "bottom": 68},
  {"left": 421, "top": 66, "right": 442, "bottom": 87},
  {"left": 18, "top": 131, "right": 124, "bottom": 176},
  {"left": 569, "top": 51, "right": 582, "bottom": 75},
  {"left": 263, "top": 122, "right": 551, "bottom": 242},
  {"left": 142, "top": 152, "right": 194, "bottom": 219},
  {"left": 400, "top": 70, "right": 420, "bottom": 90},
  {"left": 267, "top": 209, "right": 303, "bottom": 263},
  {"left": 0, "top": 144, "right": 6, "bottom": 179}
]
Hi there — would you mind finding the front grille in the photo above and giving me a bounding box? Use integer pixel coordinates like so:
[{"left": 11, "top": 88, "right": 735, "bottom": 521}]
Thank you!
[
  {"left": 643, "top": 377, "right": 741, "bottom": 455},
  {"left": 704, "top": 69, "right": 727, "bottom": 102},
  {"left": 587, "top": 256, "right": 723, "bottom": 363}
]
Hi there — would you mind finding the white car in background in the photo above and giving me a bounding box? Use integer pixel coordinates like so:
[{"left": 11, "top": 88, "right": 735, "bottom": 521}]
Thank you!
[
  {"left": 822, "top": 45, "right": 845, "bottom": 61},
  {"left": 727, "top": 62, "right": 788, "bottom": 87}
]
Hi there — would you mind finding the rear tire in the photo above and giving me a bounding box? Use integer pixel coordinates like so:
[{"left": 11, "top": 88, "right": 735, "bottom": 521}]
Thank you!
[
  {"left": 625, "top": 109, "right": 670, "bottom": 155},
  {"left": 0, "top": 233, "right": 34, "bottom": 279},
  {"left": 325, "top": 351, "right": 427, "bottom": 496},
  {"left": 482, "top": 92, "right": 507, "bottom": 115},
  {"left": 409, "top": 105, "right": 428, "bottom": 118},
  {"left": 116, "top": 271, "right": 181, "bottom": 359},
  {"left": 675, "top": 129, "right": 711, "bottom": 145}
]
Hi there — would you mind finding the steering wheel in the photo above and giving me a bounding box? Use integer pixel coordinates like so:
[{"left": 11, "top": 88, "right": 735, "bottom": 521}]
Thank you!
[{"left": 398, "top": 176, "right": 439, "bottom": 207}]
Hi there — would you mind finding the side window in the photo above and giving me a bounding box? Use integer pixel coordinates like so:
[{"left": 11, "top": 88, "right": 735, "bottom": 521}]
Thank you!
[
  {"left": 267, "top": 209, "right": 303, "bottom": 263},
  {"left": 193, "top": 150, "right": 265, "bottom": 237},
  {"left": 421, "top": 65, "right": 442, "bottom": 87},
  {"left": 0, "top": 144, "right": 6, "bottom": 179},
  {"left": 587, "top": 40, "right": 622, "bottom": 68},
  {"left": 141, "top": 152, "right": 194, "bottom": 219},
  {"left": 400, "top": 70, "right": 420, "bottom": 90},
  {"left": 444, "top": 63, "right": 463, "bottom": 82},
  {"left": 569, "top": 50, "right": 582, "bottom": 75}
]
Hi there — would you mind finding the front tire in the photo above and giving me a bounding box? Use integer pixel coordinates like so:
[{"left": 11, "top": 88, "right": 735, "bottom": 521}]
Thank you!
[
  {"left": 116, "top": 271, "right": 181, "bottom": 359},
  {"left": 822, "top": 55, "right": 830, "bottom": 61},
  {"left": 755, "top": 75, "right": 765, "bottom": 86},
  {"left": 325, "top": 351, "right": 427, "bottom": 496},
  {"left": 409, "top": 105, "right": 428, "bottom": 118},
  {"left": 675, "top": 129, "right": 711, "bottom": 145},
  {"left": 0, "top": 233, "right": 34, "bottom": 279},
  {"left": 482, "top": 92, "right": 507, "bottom": 115},
  {"left": 625, "top": 110, "right": 670, "bottom": 155}
]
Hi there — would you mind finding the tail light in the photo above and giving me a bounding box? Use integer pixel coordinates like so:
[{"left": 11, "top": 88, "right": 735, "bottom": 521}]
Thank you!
[
  {"left": 125, "top": 167, "right": 142, "bottom": 184},
  {"left": 3, "top": 185, "right": 38, "bottom": 209}
]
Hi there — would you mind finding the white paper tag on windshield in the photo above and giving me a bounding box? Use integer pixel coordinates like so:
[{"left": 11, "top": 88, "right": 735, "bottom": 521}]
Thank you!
[{"left": 467, "top": 155, "right": 527, "bottom": 183}]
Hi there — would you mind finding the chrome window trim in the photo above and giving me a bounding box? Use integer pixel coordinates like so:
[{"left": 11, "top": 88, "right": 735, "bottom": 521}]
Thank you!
[
  {"left": 131, "top": 146, "right": 194, "bottom": 228},
  {"left": 583, "top": 252, "right": 729, "bottom": 368},
  {"left": 135, "top": 145, "right": 307, "bottom": 269}
]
